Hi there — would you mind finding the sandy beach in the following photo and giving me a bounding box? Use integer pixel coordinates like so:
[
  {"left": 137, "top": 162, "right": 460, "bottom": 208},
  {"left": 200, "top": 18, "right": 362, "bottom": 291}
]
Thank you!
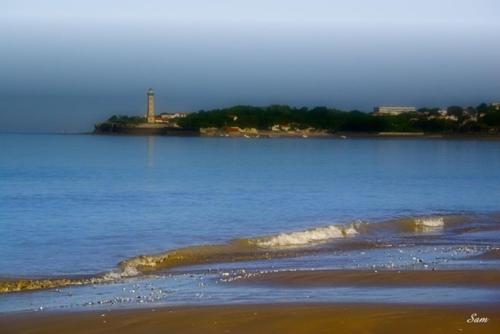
[
  {"left": 3, "top": 269, "right": 500, "bottom": 333},
  {"left": 3, "top": 0, "right": 500, "bottom": 332},
  {"left": 2, "top": 303, "right": 499, "bottom": 334}
]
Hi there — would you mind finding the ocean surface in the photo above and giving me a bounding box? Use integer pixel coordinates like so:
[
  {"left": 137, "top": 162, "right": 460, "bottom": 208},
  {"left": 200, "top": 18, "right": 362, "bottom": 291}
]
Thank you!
[{"left": 1, "top": 133, "right": 500, "bottom": 312}]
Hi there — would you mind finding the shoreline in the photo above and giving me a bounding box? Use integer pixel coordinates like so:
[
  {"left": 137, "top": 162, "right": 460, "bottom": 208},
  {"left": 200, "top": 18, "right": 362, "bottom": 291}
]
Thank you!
[
  {"left": 4, "top": 131, "right": 500, "bottom": 140},
  {"left": 227, "top": 269, "right": 500, "bottom": 288},
  {"left": 3, "top": 267, "right": 500, "bottom": 295},
  {"left": 2, "top": 303, "right": 499, "bottom": 334},
  {"left": 93, "top": 129, "right": 500, "bottom": 140}
]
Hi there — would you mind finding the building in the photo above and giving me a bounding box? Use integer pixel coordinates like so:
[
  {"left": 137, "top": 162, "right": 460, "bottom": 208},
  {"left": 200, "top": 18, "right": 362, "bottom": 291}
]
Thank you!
[
  {"left": 159, "top": 112, "right": 188, "bottom": 121},
  {"left": 146, "top": 88, "right": 155, "bottom": 123},
  {"left": 143, "top": 88, "right": 189, "bottom": 125},
  {"left": 373, "top": 106, "right": 417, "bottom": 116},
  {"left": 491, "top": 102, "right": 500, "bottom": 111}
]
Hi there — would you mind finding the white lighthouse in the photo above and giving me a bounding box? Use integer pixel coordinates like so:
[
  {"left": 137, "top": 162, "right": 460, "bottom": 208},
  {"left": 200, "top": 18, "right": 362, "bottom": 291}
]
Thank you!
[{"left": 146, "top": 88, "right": 155, "bottom": 123}]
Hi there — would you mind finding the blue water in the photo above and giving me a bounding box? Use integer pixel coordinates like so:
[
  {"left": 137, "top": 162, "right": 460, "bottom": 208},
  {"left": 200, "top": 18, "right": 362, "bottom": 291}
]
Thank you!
[
  {"left": 1, "top": 134, "right": 500, "bottom": 278},
  {"left": 2, "top": 133, "right": 500, "bottom": 312}
]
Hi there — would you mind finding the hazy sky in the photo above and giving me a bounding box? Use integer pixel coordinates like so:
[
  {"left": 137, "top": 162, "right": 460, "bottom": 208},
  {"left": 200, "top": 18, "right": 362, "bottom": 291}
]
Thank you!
[{"left": 1, "top": 0, "right": 500, "bottom": 132}]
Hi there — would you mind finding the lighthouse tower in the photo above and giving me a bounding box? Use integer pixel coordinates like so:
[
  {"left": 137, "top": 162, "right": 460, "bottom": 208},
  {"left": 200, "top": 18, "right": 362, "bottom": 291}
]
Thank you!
[{"left": 146, "top": 88, "right": 155, "bottom": 123}]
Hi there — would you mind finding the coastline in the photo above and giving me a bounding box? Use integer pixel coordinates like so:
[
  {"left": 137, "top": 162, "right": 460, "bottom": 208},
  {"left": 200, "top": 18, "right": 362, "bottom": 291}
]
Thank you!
[
  {"left": 92, "top": 126, "right": 500, "bottom": 140},
  {"left": 4, "top": 267, "right": 500, "bottom": 294},
  {"left": 2, "top": 303, "right": 499, "bottom": 334}
]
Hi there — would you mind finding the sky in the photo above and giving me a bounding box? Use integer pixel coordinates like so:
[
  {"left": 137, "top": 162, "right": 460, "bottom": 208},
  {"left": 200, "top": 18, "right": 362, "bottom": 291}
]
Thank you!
[{"left": 1, "top": 0, "right": 500, "bottom": 132}]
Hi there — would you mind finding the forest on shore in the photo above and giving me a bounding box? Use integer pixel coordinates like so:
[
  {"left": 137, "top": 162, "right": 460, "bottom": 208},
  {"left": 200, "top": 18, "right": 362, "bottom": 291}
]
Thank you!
[
  {"left": 104, "top": 103, "right": 500, "bottom": 134},
  {"left": 176, "top": 104, "right": 500, "bottom": 133}
]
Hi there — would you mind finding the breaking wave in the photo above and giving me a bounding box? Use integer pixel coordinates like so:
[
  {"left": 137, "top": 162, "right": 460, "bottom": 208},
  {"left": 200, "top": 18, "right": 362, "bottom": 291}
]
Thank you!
[
  {"left": 0, "top": 213, "right": 490, "bottom": 294},
  {"left": 414, "top": 217, "right": 445, "bottom": 232},
  {"left": 256, "top": 223, "right": 360, "bottom": 248}
]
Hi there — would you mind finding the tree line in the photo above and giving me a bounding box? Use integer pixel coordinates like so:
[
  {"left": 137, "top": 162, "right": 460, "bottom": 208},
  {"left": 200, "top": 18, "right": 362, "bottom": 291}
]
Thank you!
[{"left": 176, "top": 104, "right": 500, "bottom": 133}]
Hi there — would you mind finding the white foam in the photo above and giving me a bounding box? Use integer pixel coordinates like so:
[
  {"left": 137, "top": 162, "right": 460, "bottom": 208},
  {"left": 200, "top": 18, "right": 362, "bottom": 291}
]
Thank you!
[
  {"left": 120, "top": 265, "right": 141, "bottom": 277},
  {"left": 414, "top": 217, "right": 444, "bottom": 232},
  {"left": 257, "top": 224, "right": 358, "bottom": 248},
  {"left": 102, "top": 265, "right": 141, "bottom": 281}
]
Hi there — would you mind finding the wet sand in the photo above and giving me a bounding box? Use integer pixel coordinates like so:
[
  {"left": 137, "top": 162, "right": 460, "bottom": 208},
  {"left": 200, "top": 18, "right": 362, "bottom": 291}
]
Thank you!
[
  {"left": 231, "top": 269, "right": 500, "bottom": 287},
  {"left": 1, "top": 303, "right": 499, "bottom": 334},
  {"left": 473, "top": 249, "right": 500, "bottom": 260}
]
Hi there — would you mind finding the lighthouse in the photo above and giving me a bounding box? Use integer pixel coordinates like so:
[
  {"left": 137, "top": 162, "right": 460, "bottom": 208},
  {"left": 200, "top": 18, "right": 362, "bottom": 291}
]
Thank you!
[{"left": 146, "top": 88, "right": 155, "bottom": 123}]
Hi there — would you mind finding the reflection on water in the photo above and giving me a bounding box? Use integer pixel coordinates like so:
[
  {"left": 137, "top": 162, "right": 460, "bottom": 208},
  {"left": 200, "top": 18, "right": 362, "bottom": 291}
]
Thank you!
[{"left": 147, "top": 136, "right": 155, "bottom": 168}]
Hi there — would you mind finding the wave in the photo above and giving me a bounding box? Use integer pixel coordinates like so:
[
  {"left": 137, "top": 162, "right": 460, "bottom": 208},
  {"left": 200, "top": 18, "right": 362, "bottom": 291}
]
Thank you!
[
  {"left": 413, "top": 217, "right": 445, "bottom": 232},
  {"left": 256, "top": 223, "right": 360, "bottom": 248},
  {"left": 0, "top": 213, "right": 494, "bottom": 293}
]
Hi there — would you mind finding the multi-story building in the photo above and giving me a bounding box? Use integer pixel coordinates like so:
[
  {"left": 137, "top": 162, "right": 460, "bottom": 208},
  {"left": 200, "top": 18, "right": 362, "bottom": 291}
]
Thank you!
[{"left": 373, "top": 106, "right": 417, "bottom": 116}]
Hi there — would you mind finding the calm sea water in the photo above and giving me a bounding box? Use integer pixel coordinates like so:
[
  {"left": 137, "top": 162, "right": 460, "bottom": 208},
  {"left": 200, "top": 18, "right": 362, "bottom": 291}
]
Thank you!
[
  {"left": 1, "top": 134, "right": 500, "bottom": 312},
  {"left": 1, "top": 134, "right": 500, "bottom": 277}
]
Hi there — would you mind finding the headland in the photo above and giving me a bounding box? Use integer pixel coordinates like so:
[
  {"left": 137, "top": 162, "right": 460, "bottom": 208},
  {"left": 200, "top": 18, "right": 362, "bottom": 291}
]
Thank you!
[{"left": 94, "top": 90, "right": 500, "bottom": 138}]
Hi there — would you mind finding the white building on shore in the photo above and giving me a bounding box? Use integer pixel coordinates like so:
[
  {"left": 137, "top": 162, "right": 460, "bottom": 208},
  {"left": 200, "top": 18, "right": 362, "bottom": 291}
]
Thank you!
[{"left": 373, "top": 106, "right": 417, "bottom": 116}]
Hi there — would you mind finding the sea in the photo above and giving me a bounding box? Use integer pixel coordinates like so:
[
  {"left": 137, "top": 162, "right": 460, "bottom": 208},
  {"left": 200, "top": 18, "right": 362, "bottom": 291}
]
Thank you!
[{"left": 1, "top": 133, "right": 500, "bottom": 312}]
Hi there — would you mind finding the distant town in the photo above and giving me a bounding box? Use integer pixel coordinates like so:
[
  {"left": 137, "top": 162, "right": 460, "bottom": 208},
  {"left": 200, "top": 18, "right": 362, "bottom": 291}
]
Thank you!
[{"left": 94, "top": 89, "right": 500, "bottom": 138}]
